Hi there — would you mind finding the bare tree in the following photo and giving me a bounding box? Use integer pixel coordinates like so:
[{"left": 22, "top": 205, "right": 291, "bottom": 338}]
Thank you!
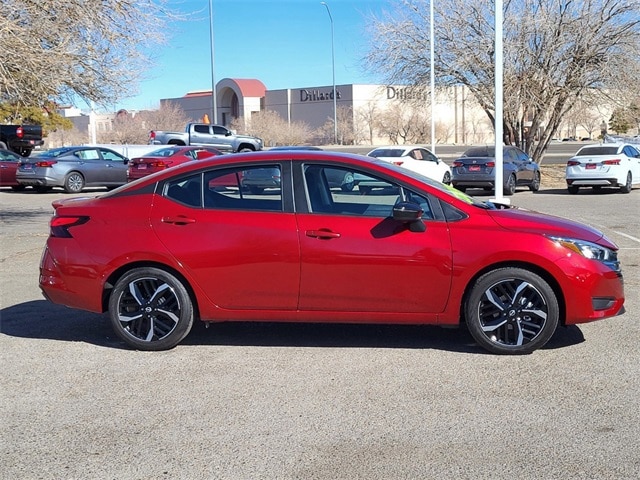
[
  {"left": 364, "top": 0, "right": 640, "bottom": 162},
  {"left": 1, "top": 1, "right": 179, "bottom": 109},
  {"left": 233, "top": 111, "right": 313, "bottom": 147}
]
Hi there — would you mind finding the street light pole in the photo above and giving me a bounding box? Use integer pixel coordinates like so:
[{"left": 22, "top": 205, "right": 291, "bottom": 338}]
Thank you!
[
  {"left": 321, "top": 2, "right": 337, "bottom": 144},
  {"left": 209, "top": 0, "right": 217, "bottom": 124}
]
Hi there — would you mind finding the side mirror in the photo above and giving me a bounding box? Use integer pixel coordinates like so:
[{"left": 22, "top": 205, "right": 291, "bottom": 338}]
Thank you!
[
  {"left": 392, "top": 201, "right": 426, "bottom": 232},
  {"left": 124, "top": 159, "right": 129, "bottom": 165}
]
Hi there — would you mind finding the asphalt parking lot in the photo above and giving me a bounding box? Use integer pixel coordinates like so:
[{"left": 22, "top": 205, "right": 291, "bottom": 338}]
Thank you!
[{"left": 1, "top": 179, "right": 639, "bottom": 479}]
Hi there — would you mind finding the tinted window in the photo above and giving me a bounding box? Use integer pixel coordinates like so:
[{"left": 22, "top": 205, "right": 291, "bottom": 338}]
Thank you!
[
  {"left": 165, "top": 174, "right": 202, "bottom": 207},
  {"left": 464, "top": 147, "right": 492, "bottom": 157},
  {"left": 577, "top": 146, "right": 619, "bottom": 156},
  {"left": 203, "top": 166, "right": 282, "bottom": 212},
  {"left": 369, "top": 149, "right": 404, "bottom": 158},
  {"left": 193, "top": 125, "right": 210, "bottom": 134}
]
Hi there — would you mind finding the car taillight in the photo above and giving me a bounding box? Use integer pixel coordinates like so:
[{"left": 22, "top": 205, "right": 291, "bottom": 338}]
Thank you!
[
  {"left": 602, "top": 159, "right": 621, "bottom": 165},
  {"left": 150, "top": 161, "right": 169, "bottom": 169},
  {"left": 452, "top": 161, "right": 463, "bottom": 167},
  {"left": 35, "top": 160, "right": 57, "bottom": 167},
  {"left": 567, "top": 160, "right": 580, "bottom": 166},
  {"left": 393, "top": 161, "right": 404, "bottom": 166},
  {"left": 16, "top": 127, "right": 23, "bottom": 138},
  {"left": 50, "top": 216, "right": 89, "bottom": 238},
  {"left": 485, "top": 161, "right": 495, "bottom": 167}
]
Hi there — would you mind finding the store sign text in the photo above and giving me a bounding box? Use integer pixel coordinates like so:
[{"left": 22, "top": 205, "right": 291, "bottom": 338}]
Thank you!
[{"left": 300, "top": 89, "right": 341, "bottom": 102}]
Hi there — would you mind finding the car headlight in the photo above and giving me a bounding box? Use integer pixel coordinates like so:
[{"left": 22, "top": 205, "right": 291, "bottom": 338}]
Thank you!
[{"left": 548, "top": 236, "right": 620, "bottom": 272}]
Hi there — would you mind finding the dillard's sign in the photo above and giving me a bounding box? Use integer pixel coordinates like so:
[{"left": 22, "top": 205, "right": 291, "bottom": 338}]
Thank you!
[
  {"left": 300, "top": 89, "right": 341, "bottom": 102},
  {"left": 386, "top": 86, "right": 429, "bottom": 101}
]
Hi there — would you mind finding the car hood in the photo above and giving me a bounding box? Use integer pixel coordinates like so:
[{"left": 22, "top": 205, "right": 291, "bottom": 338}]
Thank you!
[{"left": 487, "top": 207, "right": 613, "bottom": 247}]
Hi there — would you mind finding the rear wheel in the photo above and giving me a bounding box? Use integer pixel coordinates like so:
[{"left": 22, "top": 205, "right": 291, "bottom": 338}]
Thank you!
[
  {"left": 442, "top": 171, "right": 451, "bottom": 185},
  {"left": 108, "top": 267, "right": 194, "bottom": 351},
  {"left": 465, "top": 267, "right": 559, "bottom": 355},
  {"left": 504, "top": 174, "right": 517, "bottom": 196},
  {"left": 567, "top": 185, "right": 579, "bottom": 194},
  {"left": 35, "top": 186, "right": 51, "bottom": 193},
  {"left": 620, "top": 171, "right": 632, "bottom": 193},
  {"left": 11, "top": 185, "right": 26, "bottom": 191},
  {"left": 64, "top": 172, "right": 85, "bottom": 193}
]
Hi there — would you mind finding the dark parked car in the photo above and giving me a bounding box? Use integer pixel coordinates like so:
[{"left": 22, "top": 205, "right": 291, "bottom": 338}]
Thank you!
[
  {"left": 40, "top": 150, "right": 624, "bottom": 355},
  {"left": 0, "top": 148, "right": 27, "bottom": 190},
  {"left": 451, "top": 145, "right": 541, "bottom": 195},
  {"left": 16, "top": 146, "right": 129, "bottom": 193}
]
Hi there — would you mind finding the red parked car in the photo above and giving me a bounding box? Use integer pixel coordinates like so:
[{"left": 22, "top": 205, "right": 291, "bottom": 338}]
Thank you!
[
  {"left": 127, "top": 146, "right": 222, "bottom": 181},
  {"left": 40, "top": 151, "right": 625, "bottom": 354},
  {"left": 0, "top": 148, "right": 26, "bottom": 190}
]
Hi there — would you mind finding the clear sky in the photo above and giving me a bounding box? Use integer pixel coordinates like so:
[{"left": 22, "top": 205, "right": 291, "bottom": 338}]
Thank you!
[{"left": 116, "top": 0, "right": 390, "bottom": 111}]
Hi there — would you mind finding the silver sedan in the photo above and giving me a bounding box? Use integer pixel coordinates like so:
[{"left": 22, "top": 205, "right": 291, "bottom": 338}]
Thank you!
[{"left": 16, "top": 146, "right": 129, "bottom": 193}]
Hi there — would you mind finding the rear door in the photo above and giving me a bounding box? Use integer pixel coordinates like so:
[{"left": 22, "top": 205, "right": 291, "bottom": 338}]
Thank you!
[
  {"left": 0, "top": 149, "right": 22, "bottom": 186},
  {"left": 150, "top": 163, "right": 300, "bottom": 310}
]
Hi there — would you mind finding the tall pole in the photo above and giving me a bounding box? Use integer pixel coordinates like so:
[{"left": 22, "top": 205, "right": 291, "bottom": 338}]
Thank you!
[
  {"left": 430, "top": 0, "right": 435, "bottom": 153},
  {"left": 209, "top": 0, "right": 217, "bottom": 124},
  {"left": 492, "top": 0, "right": 506, "bottom": 204},
  {"left": 321, "top": 2, "right": 337, "bottom": 144}
]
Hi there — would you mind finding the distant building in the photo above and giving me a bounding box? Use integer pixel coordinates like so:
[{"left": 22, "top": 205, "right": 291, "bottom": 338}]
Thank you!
[{"left": 162, "top": 78, "right": 495, "bottom": 144}]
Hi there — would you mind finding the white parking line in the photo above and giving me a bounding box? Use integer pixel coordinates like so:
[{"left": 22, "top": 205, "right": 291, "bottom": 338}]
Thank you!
[{"left": 613, "top": 231, "right": 640, "bottom": 243}]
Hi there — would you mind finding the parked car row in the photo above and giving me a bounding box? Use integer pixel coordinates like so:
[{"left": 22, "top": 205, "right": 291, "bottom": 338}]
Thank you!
[{"left": 1, "top": 142, "right": 639, "bottom": 196}]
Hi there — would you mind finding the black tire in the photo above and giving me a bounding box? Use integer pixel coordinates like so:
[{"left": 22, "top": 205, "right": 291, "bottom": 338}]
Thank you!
[
  {"left": 465, "top": 267, "right": 559, "bottom": 355},
  {"left": 567, "top": 185, "right": 579, "bottom": 194},
  {"left": 108, "top": 267, "right": 194, "bottom": 351},
  {"left": 504, "top": 174, "right": 517, "bottom": 196},
  {"left": 442, "top": 171, "right": 451, "bottom": 185},
  {"left": 0, "top": 141, "right": 7, "bottom": 150},
  {"left": 11, "top": 185, "right": 26, "bottom": 192},
  {"left": 620, "top": 172, "right": 632, "bottom": 194},
  {"left": 35, "top": 186, "right": 51, "bottom": 193},
  {"left": 64, "top": 172, "right": 85, "bottom": 193},
  {"left": 529, "top": 171, "right": 541, "bottom": 192},
  {"left": 239, "top": 147, "right": 254, "bottom": 153},
  {"left": 454, "top": 185, "right": 466, "bottom": 193}
]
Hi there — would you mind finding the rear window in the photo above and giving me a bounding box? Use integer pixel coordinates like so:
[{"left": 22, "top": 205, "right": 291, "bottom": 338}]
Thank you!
[
  {"left": 369, "top": 149, "right": 404, "bottom": 158},
  {"left": 577, "top": 146, "right": 619, "bottom": 156},
  {"left": 463, "top": 146, "right": 493, "bottom": 157}
]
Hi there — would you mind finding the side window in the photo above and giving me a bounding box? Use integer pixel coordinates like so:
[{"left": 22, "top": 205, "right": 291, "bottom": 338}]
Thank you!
[
  {"left": 76, "top": 149, "right": 100, "bottom": 160},
  {"left": 100, "top": 149, "right": 124, "bottom": 162},
  {"left": 212, "top": 126, "right": 228, "bottom": 135},
  {"left": 164, "top": 173, "right": 202, "bottom": 207},
  {"left": 193, "top": 125, "right": 210, "bottom": 134},
  {"left": 303, "top": 164, "right": 434, "bottom": 219},
  {"left": 412, "top": 149, "right": 423, "bottom": 160},
  {"left": 202, "top": 166, "right": 282, "bottom": 212}
]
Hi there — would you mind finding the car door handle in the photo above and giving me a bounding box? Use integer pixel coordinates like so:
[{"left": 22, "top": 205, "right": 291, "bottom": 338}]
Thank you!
[
  {"left": 306, "top": 229, "right": 341, "bottom": 239},
  {"left": 162, "top": 216, "right": 196, "bottom": 225}
]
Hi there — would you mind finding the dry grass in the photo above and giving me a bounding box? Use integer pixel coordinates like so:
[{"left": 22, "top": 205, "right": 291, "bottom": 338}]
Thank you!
[{"left": 540, "top": 164, "right": 567, "bottom": 189}]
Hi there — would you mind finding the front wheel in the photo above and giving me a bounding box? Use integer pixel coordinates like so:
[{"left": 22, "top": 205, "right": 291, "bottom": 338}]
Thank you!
[
  {"left": 567, "top": 185, "right": 579, "bottom": 194},
  {"left": 465, "top": 267, "right": 559, "bottom": 355},
  {"left": 108, "top": 267, "right": 194, "bottom": 351},
  {"left": 442, "top": 171, "right": 451, "bottom": 185},
  {"left": 64, "top": 172, "right": 85, "bottom": 193},
  {"left": 620, "top": 171, "right": 632, "bottom": 193},
  {"left": 529, "top": 171, "right": 541, "bottom": 192}
]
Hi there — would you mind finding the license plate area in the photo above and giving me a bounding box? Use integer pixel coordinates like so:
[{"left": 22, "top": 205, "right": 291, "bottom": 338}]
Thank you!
[{"left": 469, "top": 165, "right": 481, "bottom": 172}]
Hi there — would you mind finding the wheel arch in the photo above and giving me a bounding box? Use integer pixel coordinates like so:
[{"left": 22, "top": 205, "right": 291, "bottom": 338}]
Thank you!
[
  {"left": 459, "top": 260, "right": 567, "bottom": 326},
  {"left": 102, "top": 261, "right": 201, "bottom": 320}
]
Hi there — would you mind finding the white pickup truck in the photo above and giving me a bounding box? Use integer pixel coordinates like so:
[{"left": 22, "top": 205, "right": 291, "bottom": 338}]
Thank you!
[{"left": 148, "top": 123, "right": 263, "bottom": 153}]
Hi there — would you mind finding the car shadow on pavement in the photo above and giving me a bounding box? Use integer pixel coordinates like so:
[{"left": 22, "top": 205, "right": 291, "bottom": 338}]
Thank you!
[{"left": 1, "top": 300, "right": 585, "bottom": 354}]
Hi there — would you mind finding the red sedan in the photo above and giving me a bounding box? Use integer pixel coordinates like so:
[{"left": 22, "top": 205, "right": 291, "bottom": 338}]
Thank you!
[
  {"left": 40, "top": 151, "right": 625, "bottom": 354},
  {"left": 0, "top": 148, "right": 26, "bottom": 190},
  {"left": 127, "top": 146, "right": 222, "bottom": 181}
]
